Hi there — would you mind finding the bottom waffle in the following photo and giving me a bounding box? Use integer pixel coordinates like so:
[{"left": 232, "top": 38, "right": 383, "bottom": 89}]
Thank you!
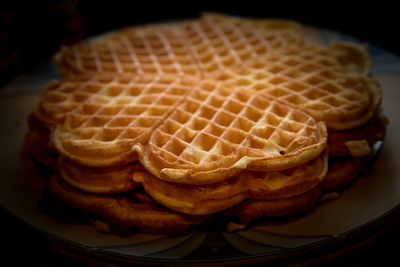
[
  {"left": 45, "top": 175, "right": 324, "bottom": 235},
  {"left": 322, "top": 157, "right": 362, "bottom": 192},
  {"left": 25, "top": 114, "right": 58, "bottom": 168},
  {"left": 29, "top": 143, "right": 371, "bottom": 235},
  {"left": 26, "top": 114, "right": 380, "bottom": 235},
  {"left": 224, "top": 156, "right": 365, "bottom": 230},
  {"left": 225, "top": 185, "right": 322, "bottom": 230},
  {"left": 59, "top": 157, "right": 141, "bottom": 194},
  {"left": 46, "top": 175, "right": 210, "bottom": 235},
  {"left": 328, "top": 113, "right": 387, "bottom": 157},
  {"left": 37, "top": 155, "right": 372, "bottom": 234},
  {"left": 138, "top": 150, "right": 328, "bottom": 215}
]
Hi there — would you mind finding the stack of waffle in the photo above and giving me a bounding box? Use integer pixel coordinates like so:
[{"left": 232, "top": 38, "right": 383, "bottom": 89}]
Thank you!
[{"left": 26, "top": 13, "right": 386, "bottom": 235}]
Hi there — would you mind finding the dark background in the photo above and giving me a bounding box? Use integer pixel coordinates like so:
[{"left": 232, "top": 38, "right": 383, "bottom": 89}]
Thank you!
[
  {"left": 1, "top": 1, "right": 400, "bottom": 266},
  {"left": 1, "top": 1, "right": 399, "bottom": 87}
]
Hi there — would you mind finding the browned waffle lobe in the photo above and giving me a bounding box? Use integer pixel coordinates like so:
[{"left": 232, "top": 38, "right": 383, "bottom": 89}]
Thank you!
[
  {"left": 212, "top": 42, "right": 381, "bottom": 130},
  {"left": 184, "top": 16, "right": 303, "bottom": 74},
  {"left": 139, "top": 79, "right": 327, "bottom": 184},
  {"left": 138, "top": 151, "right": 327, "bottom": 215},
  {"left": 55, "top": 24, "right": 201, "bottom": 77},
  {"left": 55, "top": 14, "right": 304, "bottom": 79},
  {"left": 37, "top": 73, "right": 200, "bottom": 166}
]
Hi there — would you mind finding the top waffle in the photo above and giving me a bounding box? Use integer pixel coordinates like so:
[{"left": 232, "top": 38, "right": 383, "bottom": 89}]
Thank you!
[
  {"left": 54, "top": 14, "right": 381, "bottom": 131},
  {"left": 183, "top": 14, "right": 303, "bottom": 75},
  {"left": 54, "top": 23, "right": 201, "bottom": 78},
  {"left": 36, "top": 72, "right": 327, "bottom": 183},
  {"left": 54, "top": 14, "right": 303, "bottom": 78},
  {"left": 40, "top": 13, "right": 386, "bottom": 182},
  {"left": 36, "top": 73, "right": 199, "bottom": 166},
  {"left": 136, "top": 80, "right": 327, "bottom": 184},
  {"left": 212, "top": 42, "right": 381, "bottom": 130}
]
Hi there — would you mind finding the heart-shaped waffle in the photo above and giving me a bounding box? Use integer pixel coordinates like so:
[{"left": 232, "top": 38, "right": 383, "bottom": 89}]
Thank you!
[
  {"left": 54, "top": 23, "right": 201, "bottom": 78},
  {"left": 46, "top": 175, "right": 209, "bottom": 235},
  {"left": 183, "top": 14, "right": 303, "bottom": 75},
  {"left": 54, "top": 14, "right": 381, "bottom": 133},
  {"left": 27, "top": 13, "right": 387, "bottom": 235},
  {"left": 137, "top": 150, "right": 327, "bottom": 215},
  {"left": 36, "top": 73, "right": 199, "bottom": 166},
  {"left": 137, "top": 79, "right": 327, "bottom": 184},
  {"left": 212, "top": 42, "right": 381, "bottom": 130},
  {"left": 54, "top": 14, "right": 304, "bottom": 79}
]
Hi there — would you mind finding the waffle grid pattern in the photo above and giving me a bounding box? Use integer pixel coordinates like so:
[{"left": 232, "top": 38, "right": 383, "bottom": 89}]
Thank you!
[
  {"left": 143, "top": 80, "right": 326, "bottom": 182},
  {"left": 212, "top": 42, "right": 374, "bottom": 128},
  {"left": 27, "top": 14, "right": 388, "bottom": 236},
  {"left": 185, "top": 18, "right": 302, "bottom": 74},
  {"left": 55, "top": 15, "right": 377, "bottom": 131},
  {"left": 139, "top": 151, "right": 327, "bottom": 214},
  {"left": 56, "top": 16, "right": 303, "bottom": 79},
  {"left": 59, "top": 25, "right": 201, "bottom": 77},
  {"left": 38, "top": 73, "right": 203, "bottom": 166},
  {"left": 41, "top": 14, "right": 380, "bottom": 178}
]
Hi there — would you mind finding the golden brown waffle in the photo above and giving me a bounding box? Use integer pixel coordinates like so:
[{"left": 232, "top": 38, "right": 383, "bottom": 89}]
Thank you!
[
  {"left": 37, "top": 72, "right": 327, "bottom": 181},
  {"left": 25, "top": 113, "right": 58, "bottom": 168},
  {"left": 26, "top": 13, "right": 388, "bottom": 236},
  {"left": 54, "top": 14, "right": 303, "bottom": 79},
  {"left": 212, "top": 41, "right": 381, "bottom": 130},
  {"left": 200, "top": 13, "right": 303, "bottom": 33},
  {"left": 59, "top": 157, "right": 141, "bottom": 194},
  {"left": 137, "top": 80, "right": 327, "bottom": 184},
  {"left": 46, "top": 175, "right": 209, "bottom": 235},
  {"left": 322, "top": 157, "right": 362, "bottom": 192},
  {"left": 327, "top": 113, "right": 387, "bottom": 156},
  {"left": 225, "top": 185, "right": 322, "bottom": 229},
  {"left": 137, "top": 150, "right": 327, "bottom": 215},
  {"left": 54, "top": 13, "right": 382, "bottom": 133},
  {"left": 55, "top": 13, "right": 382, "bottom": 133},
  {"left": 36, "top": 73, "right": 199, "bottom": 166},
  {"left": 54, "top": 23, "right": 201, "bottom": 78},
  {"left": 27, "top": 113, "right": 142, "bottom": 194},
  {"left": 54, "top": 15, "right": 370, "bottom": 76},
  {"left": 183, "top": 15, "right": 303, "bottom": 74}
]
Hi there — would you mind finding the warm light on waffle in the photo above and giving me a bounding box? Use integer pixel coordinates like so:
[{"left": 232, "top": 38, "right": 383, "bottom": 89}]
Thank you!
[{"left": 25, "top": 13, "right": 387, "bottom": 235}]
